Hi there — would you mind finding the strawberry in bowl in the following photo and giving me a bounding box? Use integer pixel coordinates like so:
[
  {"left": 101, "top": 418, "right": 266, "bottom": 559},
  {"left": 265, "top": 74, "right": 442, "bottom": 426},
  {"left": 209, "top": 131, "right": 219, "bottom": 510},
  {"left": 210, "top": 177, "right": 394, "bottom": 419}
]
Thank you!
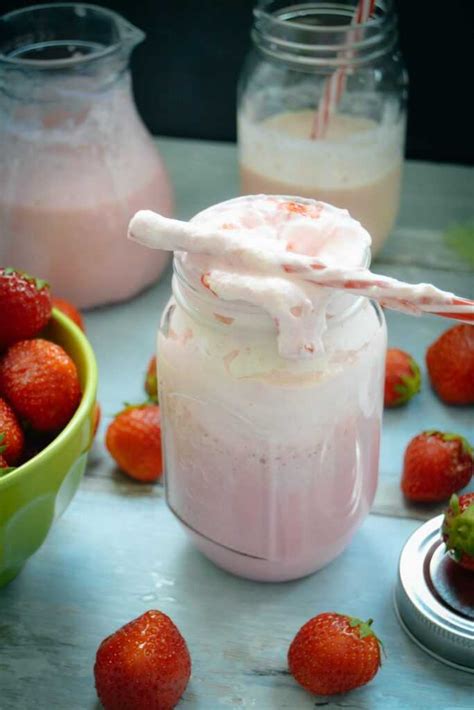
[{"left": 0, "top": 267, "right": 98, "bottom": 586}]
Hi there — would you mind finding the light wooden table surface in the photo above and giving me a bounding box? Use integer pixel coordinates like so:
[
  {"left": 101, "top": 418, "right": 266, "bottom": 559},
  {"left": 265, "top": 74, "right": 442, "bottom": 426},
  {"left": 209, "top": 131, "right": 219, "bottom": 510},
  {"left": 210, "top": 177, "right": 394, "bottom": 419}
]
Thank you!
[{"left": 0, "top": 139, "right": 473, "bottom": 709}]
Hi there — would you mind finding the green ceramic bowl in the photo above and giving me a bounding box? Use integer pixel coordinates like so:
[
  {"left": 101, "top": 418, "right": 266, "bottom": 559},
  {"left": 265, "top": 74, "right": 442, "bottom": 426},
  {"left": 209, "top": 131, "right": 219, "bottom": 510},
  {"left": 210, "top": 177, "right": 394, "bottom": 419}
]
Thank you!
[{"left": 0, "top": 309, "right": 98, "bottom": 587}]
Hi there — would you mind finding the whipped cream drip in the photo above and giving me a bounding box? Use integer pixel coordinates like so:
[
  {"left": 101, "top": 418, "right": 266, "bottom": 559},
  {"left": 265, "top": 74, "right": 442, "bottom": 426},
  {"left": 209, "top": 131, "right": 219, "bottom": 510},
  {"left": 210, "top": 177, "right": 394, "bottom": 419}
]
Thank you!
[{"left": 129, "top": 195, "right": 473, "bottom": 359}]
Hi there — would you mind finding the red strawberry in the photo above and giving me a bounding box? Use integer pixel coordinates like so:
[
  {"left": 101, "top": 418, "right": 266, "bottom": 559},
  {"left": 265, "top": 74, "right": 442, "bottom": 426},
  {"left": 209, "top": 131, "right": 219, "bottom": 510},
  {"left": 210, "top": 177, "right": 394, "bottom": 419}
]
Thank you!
[
  {"left": 442, "top": 493, "right": 474, "bottom": 571},
  {"left": 106, "top": 404, "right": 162, "bottom": 482},
  {"left": 94, "top": 610, "right": 191, "bottom": 710},
  {"left": 0, "top": 397, "right": 24, "bottom": 464},
  {"left": 145, "top": 355, "right": 158, "bottom": 402},
  {"left": 288, "top": 613, "right": 382, "bottom": 696},
  {"left": 0, "top": 339, "right": 81, "bottom": 432},
  {"left": 92, "top": 402, "right": 101, "bottom": 438},
  {"left": 401, "top": 431, "right": 473, "bottom": 502},
  {"left": 52, "top": 297, "right": 85, "bottom": 331},
  {"left": 0, "top": 267, "right": 52, "bottom": 350},
  {"left": 384, "top": 348, "right": 421, "bottom": 407},
  {"left": 0, "top": 451, "right": 14, "bottom": 475},
  {"left": 426, "top": 324, "right": 474, "bottom": 405}
]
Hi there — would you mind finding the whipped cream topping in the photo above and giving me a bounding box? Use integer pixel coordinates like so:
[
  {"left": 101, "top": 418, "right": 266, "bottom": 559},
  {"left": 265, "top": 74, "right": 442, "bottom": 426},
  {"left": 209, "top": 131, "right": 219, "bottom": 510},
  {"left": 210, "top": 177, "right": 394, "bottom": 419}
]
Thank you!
[
  {"left": 129, "top": 195, "right": 473, "bottom": 359},
  {"left": 131, "top": 196, "right": 370, "bottom": 358}
]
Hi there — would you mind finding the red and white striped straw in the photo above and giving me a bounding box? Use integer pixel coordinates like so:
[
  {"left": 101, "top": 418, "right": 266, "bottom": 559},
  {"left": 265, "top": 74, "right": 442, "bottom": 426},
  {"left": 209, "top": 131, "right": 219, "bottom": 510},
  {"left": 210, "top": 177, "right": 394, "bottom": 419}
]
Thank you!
[{"left": 310, "top": 0, "right": 376, "bottom": 139}]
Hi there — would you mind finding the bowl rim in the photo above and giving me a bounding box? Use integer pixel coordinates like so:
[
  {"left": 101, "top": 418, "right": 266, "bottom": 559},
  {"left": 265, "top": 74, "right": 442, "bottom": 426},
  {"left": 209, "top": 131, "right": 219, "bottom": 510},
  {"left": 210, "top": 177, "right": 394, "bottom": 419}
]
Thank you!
[{"left": 0, "top": 308, "right": 98, "bottom": 490}]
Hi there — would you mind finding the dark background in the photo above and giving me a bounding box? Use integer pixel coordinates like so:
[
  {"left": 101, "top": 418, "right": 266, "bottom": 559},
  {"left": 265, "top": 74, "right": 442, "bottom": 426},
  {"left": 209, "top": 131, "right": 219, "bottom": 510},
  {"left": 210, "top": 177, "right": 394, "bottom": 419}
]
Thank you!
[{"left": 3, "top": 0, "right": 474, "bottom": 164}]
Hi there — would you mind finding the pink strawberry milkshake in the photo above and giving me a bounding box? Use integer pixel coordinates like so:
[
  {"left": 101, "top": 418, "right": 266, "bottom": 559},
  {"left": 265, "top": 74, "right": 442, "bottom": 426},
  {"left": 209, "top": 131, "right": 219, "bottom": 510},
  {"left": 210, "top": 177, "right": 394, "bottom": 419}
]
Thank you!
[
  {"left": 0, "top": 79, "right": 172, "bottom": 308},
  {"left": 131, "top": 196, "right": 387, "bottom": 581}
]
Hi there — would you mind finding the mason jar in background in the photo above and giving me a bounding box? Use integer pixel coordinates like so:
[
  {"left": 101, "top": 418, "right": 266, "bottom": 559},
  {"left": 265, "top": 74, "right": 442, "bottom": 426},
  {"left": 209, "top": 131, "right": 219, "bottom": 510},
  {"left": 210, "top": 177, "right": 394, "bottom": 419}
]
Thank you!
[{"left": 238, "top": 0, "right": 408, "bottom": 255}]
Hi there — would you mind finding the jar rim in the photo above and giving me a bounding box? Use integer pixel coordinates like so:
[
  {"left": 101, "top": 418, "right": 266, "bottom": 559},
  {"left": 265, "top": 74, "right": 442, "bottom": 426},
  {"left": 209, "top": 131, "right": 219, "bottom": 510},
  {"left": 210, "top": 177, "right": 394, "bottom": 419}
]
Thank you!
[
  {"left": 0, "top": 3, "right": 143, "bottom": 70},
  {"left": 252, "top": 0, "right": 398, "bottom": 69},
  {"left": 173, "top": 259, "right": 369, "bottom": 332},
  {"left": 254, "top": 0, "right": 394, "bottom": 33},
  {"left": 172, "top": 194, "right": 372, "bottom": 330}
]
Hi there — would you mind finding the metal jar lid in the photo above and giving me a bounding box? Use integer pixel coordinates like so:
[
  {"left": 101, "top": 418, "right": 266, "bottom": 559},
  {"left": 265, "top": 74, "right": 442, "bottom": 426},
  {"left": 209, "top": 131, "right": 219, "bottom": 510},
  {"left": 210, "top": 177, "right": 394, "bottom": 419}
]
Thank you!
[{"left": 394, "top": 514, "right": 474, "bottom": 673}]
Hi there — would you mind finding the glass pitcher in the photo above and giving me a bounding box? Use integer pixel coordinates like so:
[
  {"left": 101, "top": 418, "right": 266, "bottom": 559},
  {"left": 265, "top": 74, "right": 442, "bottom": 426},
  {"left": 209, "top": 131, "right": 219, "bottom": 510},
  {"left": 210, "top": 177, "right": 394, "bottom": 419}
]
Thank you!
[{"left": 0, "top": 3, "right": 173, "bottom": 308}]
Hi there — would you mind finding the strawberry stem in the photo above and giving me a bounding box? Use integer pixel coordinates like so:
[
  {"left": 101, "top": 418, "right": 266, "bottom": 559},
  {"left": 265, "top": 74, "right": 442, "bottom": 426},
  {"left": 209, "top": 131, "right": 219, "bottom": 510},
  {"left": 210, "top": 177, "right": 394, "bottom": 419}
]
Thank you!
[{"left": 348, "top": 616, "right": 384, "bottom": 662}]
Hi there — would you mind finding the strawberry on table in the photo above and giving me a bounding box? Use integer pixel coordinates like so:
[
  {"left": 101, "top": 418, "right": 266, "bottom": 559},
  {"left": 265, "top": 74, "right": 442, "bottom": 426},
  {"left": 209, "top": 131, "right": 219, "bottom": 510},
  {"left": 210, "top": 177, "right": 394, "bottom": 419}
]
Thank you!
[
  {"left": 401, "top": 431, "right": 473, "bottom": 502},
  {"left": 94, "top": 610, "right": 191, "bottom": 710},
  {"left": 288, "top": 612, "right": 382, "bottom": 696},
  {"left": 145, "top": 355, "right": 158, "bottom": 402},
  {"left": 442, "top": 493, "right": 474, "bottom": 572},
  {"left": 0, "top": 267, "right": 52, "bottom": 350},
  {"left": 106, "top": 403, "right": 162, "bottom": 482},
  {"left": 52, "top": 297, "right": 85, "bottom": 331},
  {"left": 0, "top": 339, "right": 81, "bottom": 432},
  {"left": 384, "top": 348, "right": 421, "bottom": 407},
  {"left": 426, "top": 324, "right": 474, "bottom": 405},
  {"left": 0, "top": 397, "right": 24, "bottom": 464}
]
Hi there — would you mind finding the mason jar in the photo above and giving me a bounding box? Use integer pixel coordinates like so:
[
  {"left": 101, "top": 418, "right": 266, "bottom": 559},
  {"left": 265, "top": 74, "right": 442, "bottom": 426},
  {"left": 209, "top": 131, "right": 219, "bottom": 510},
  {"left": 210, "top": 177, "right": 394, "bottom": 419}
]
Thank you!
[
  {"left": 157, "top": 196, "right": 387, "bottom": 582},
  {"left": 238, "top": 0, "right": 408, "bottom": 255}
]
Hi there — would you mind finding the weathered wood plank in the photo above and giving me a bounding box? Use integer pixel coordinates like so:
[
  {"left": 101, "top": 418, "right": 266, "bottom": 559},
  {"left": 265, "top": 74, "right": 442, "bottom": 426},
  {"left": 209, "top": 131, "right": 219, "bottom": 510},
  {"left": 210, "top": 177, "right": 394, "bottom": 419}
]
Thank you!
[{"left": 1, "top": 490, "right": 473, "bottom": 709}]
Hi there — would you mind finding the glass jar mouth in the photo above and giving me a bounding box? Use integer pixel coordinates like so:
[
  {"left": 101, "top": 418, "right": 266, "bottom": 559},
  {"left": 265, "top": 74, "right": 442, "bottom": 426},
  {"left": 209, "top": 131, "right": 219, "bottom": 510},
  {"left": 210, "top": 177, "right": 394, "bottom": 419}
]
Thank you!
[
  {"left": 0, "top": 3, "right": 144, "bottom": 70},
  {"left": 173, "top": 258, "right": 368, "bottom": 334},
  {"left": 252, "top": 0, "right": 397, "bottom": 68}
]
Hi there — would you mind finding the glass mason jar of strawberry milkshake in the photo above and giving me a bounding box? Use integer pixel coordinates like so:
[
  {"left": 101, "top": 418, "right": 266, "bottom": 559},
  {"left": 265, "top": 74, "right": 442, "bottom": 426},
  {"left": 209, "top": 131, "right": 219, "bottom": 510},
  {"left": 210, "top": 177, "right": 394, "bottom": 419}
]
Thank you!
[
  {"left": 238, "top": 0, "right": 408, "bottom": 255},
  {"left": 0, "top": 4, "right": 172, "bottom": 308},
  {"left": 156, "top": 195, "right": 387, "bottom": 582}
]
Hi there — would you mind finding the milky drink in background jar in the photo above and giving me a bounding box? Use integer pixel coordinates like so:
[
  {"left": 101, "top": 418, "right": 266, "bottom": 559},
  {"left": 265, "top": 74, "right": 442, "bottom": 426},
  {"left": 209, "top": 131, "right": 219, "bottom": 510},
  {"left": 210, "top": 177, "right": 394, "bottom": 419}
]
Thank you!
[
  {"left": 238, "top": 0, "right": 408, "bottom": 255},
  {"left": 149, "top": 195, "right": 387, "bottom": 582},
  {"left": 239, "top": 109, "right": 404, "bottom": 255},
  {"left": 0, "top": 5, "right": 172, "bottom": 308}
]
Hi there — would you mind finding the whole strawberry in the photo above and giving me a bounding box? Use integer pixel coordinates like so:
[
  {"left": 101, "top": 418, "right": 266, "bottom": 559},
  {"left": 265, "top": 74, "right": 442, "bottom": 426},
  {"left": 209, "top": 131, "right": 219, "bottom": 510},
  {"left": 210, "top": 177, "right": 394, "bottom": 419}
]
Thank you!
[
  {"left": 145, "top": 355, "right": 158, "bottom": 402},
  {"left": 426, "top": 324, "right": 474, "bottom": 405},
  {"left": 384, "top": 348, "right": 421, "bottom": 407},
  {"left": 0, "top": 397, "right": 24, "bottom": 464},
  {"left": 94, "top": 610, "right": 191, "bottom": 710},
  {"left": 52, "top": 297, "right": 85, "bottom": 331},
  {"left": 401, "top": 431, "right": 473, "bottom": 502},
  {"left": 0, "top": 267, "right": 52, "bottom": 350},
  {"left": 288, "top": 613, "right": 381, "bottom": 696},
  {"left": 0, "top": 339, "right": 81, "bottom": 432},
  {"left": 442, "top": 493, "right": 474, "bottom": 571},
  {"left": 106, "top": 404, "right": 162, "bottom": 482}
]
